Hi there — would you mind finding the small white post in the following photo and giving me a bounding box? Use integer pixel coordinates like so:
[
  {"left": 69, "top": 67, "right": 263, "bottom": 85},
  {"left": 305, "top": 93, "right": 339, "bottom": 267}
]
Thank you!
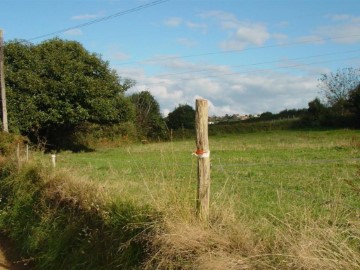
[{"left": 51, "top": 154, "right": 56, "bottom": 168}]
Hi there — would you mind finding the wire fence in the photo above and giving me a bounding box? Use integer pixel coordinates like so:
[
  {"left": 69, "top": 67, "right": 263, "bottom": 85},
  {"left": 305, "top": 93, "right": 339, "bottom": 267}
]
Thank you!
[{"left": 14, "top": 143, "right": 360, "bottom": 211}]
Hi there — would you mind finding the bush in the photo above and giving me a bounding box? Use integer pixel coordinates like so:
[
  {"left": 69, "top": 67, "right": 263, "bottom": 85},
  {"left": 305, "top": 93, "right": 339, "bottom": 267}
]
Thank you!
[
  {"left": 43, "top": 122, "right": 138, "bottom": 152},
  {"left": 0, "top": 132, "right": 26, "bottom": 156}
]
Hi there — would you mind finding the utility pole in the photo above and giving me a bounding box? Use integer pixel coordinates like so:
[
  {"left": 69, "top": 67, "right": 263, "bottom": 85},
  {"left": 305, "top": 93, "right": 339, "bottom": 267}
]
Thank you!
[{"left": 0, "top": 29, "right": 8, "bottom": 132}]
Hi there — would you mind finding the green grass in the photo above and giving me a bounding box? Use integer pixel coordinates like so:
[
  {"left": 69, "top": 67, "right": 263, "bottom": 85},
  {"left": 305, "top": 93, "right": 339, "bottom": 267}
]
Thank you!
[
  {"left": 5, "top": 129, "right": 359, "bottom": 269},
  {"left": 55, "top": 129, "right": 360, "bottom": 220}
]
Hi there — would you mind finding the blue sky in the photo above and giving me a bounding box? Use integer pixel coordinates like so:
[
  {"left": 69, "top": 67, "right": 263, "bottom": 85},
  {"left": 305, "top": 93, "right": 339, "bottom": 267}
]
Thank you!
[{"left": 1, "top": 0, "right": 360, "bottom": 116}]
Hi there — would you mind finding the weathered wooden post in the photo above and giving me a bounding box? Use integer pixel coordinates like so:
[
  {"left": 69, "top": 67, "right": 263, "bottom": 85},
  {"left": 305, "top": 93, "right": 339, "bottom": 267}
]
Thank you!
[{"left": 195, "top": 99, "right": 210, "bottom": 221}]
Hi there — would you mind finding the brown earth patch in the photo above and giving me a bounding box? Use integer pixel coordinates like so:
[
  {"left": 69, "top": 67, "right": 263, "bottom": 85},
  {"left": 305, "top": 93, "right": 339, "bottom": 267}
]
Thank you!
[{"left": 0, "top": 235, "right": 33, "bottom": 270}]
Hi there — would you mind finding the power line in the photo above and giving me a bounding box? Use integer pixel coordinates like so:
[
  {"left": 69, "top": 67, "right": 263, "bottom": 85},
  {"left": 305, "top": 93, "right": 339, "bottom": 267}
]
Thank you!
[
  {"left": 117, "top": 34, "right": 360, "bottom": 66},
  {"left": 27, "top": 0, "right": 170, "bottom": 41},
  {"left": 154, "top": 49, "right": 360, "bottom": 78},
  {"left": 136, "top": 55, "right": 359, "bottom": 86}
]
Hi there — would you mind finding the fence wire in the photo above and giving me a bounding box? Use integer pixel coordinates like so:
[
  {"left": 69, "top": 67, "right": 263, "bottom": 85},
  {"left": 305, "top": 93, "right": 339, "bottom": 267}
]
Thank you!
[{"left": 16, "top": 144, "right": 360, "bottom": 211}]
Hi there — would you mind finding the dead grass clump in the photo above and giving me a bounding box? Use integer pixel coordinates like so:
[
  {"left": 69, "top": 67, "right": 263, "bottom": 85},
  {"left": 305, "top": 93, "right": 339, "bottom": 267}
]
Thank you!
[
  {"left": 43, "top": 169, "right": 107, "bottom": 216},
  {"left": 143, "top": 200, "right": 265, "bottom": 270},
  {"left": 286, "top": 222, "right": 360, "bottom": 270}
]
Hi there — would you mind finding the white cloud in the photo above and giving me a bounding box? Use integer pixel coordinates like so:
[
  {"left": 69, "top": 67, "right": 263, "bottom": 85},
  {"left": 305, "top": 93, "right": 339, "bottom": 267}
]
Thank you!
[
  {"left": 176, "top": 38, "right": 198, "bottom": 47},
  {"left": 277, "top": 58, "right": 330, "bottom": 76},
  {"left": 276, "top": 21, "right": 289, "bottom": 28},
  {"left": 164, "top": 17, "right": 207, "bottom": 34},
  {"left": 298, "top": 14, "right": 360, "bottom": 44},
  {"left": 272, "top": 33, "right": 288, "bottom": 45},
  {"left": 200, "top": 10, "right": 238, "bottom": 29},
  {"left": 315, "top": 24, "right": 360, "bottom": 44},
  {"left": 164, "top": 17, "right": 182, "bottom": 27},
  {"left": 220, "top": 23, "right": 270, "bottom": 50},
  {"left": 296, "top": 35, "right": 325, "bottom": 45},
  {"left": 185, "top": 21, "right": 208, "bottom": 33},
  {"left": 201, "top": 10, "right": 271, "bottom": 50},
  {"left": 64, "top": 28, "right": 83, "bottom": 36},
  {"left": 112, "top": 52, "right": 130, "bottom": 61},
  {"left": 116, "top": 58, "right": 320, "bottom": 116},
  {"left": 72, "top": 12, "right": 103, "bottom": 20},
  {"left": 327, "top": 14, "right": 360, "bottom": 23},
  {"left": 327, "top": 14, "right": 352, "bottom": 21}
]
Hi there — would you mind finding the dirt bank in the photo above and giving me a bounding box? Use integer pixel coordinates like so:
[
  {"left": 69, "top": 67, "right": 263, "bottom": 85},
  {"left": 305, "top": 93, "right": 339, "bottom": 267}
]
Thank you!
[{"left": 0, "top": 235, "right": 32, "bottom": 270}]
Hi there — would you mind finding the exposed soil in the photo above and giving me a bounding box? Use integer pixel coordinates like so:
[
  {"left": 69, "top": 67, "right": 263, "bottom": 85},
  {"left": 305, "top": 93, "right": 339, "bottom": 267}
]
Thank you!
[{"left": 0, "top": 235, "right": 33, "bottom": 270}]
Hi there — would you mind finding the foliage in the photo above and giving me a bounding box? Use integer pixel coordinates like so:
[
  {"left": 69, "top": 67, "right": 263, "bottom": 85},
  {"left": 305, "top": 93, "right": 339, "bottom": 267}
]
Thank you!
[
  {"left": 130, "top": 91, "right": 167, "bottom": 140},
  {"left": 300, "top": 98, "right": 329, "bottom": 126},
  {"left": 307, "top": 98, "right": 326, "bottom": 117},
  {"left": 166, "top": 104, "right": 195, "bottom": 130},
  {"left": 318, "top": 67, "right": 360, "bottom": 115},
  {"left": 3, "top": 38, "right": 135, "bottom": 147},
  {"left": 348, "top": 84, "right": 360, "bottom": 125},
  {"left": 210, "top": 118, "right": 301, "bottom": 135},
  {"left": 72, "top": 122, "right": 138, "bottom": 148},
  {"left": 299, "top": 68, "right": 360, "bottom": 129},
  {"left": 0, "top": 131, "right": 25, "bottom": 156},
  {"left": 259, "top": 111, "right": 273, "bottom": 120}
]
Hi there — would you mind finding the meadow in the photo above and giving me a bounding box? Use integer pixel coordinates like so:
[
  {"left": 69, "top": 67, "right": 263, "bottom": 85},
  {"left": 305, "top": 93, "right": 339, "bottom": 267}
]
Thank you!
[
  {"left": 2, "top": 129, "right": 359, "bottom": 269},
  {"left": 56, "top": 129, "right": 360, "bottom": 220},
  {"left": 47, "top": 129, "right": 360, "bottom": 269}
]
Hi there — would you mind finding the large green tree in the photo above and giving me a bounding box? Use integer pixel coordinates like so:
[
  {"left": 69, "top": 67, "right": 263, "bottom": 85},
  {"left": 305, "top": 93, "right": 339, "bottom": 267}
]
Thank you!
[
  {"left": 166, "top": 104, "right": 195, "bottom": 130},
  {"left": 130, "top": 91, "right": 166, "bottom": 140},
  {"left": 4, "top": 38, "right": 134, "bottom": 145}
]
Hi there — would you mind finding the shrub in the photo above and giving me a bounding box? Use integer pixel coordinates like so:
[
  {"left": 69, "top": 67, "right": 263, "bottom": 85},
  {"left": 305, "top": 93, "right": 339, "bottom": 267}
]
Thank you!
[{"left": 0, "top": 132, "right": 26, "bottom": 156}]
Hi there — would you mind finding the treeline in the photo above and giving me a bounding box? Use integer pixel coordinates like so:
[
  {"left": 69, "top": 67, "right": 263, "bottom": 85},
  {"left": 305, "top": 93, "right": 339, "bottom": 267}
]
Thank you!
[
  {"left": 1, "top": 39, "right": 174, "bottom": 150},
  {"left": 210, "top": 67, "right": 360, "bottom": 131},
  {"left": 301, "top": 68, "right": 360, "bottom": 128},
  {"left": 1, "top": 38, "right": 359, "bottom": 150}
]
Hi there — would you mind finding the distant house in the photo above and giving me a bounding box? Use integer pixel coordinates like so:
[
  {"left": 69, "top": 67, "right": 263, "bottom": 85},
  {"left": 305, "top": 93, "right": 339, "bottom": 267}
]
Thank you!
[{"left": 239, "top": 115, "right": 249, "bottom": 120}]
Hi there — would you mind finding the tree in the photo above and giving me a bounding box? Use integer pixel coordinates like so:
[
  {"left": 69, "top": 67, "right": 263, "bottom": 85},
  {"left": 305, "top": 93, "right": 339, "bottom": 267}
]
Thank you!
[
  {"left": 4, "top": 38, "right": 135, "bottom": 146},
  {"left": 318, "top": 67, "right": 360, "bottom": 115},
  {"left": 307, "top": 98, "right": 326, "bottom": 118},
  {"left": 130, "top": 91, "right": 166, "bottom": 139},
  {"left": 260, "top": 111, "right": 274, "bottom": 120},
  {"left": 348, "top": 83, "right": 360, "bottom": 122},
  {"left": 167, "top": 104, "right": 195, "bottom": 130}
]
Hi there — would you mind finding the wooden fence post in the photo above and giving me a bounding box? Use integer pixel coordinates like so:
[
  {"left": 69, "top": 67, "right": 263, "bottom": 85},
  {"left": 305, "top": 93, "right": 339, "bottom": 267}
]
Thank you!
[{"left": 195, "top": 99, "right": 210, "bottom": 221}]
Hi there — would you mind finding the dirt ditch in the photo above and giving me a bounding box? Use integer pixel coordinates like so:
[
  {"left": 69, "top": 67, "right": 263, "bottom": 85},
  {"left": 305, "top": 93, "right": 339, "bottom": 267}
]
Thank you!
[{"left": 0, "top": 235, "right": 32, "bottom": 270}]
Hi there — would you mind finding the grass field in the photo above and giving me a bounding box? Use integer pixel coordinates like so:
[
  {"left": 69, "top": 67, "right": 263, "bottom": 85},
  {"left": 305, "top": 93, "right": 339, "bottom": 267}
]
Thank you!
[
  {"left": 5, "top": 129, "right": 360, "bottom": 269},
  {"left": 55, "top": 129, "right": 360, "bottom": 219}
]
